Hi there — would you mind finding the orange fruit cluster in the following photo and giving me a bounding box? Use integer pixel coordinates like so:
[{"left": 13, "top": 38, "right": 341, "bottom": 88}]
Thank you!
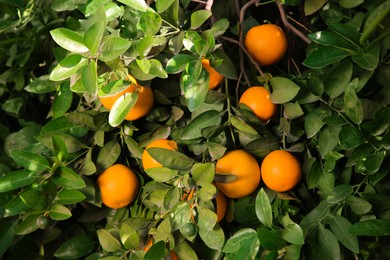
[
  {"left": 245, "top": 24, "right": 288, "bottom": 66},
  {"left": 99, "top": 74, "right": 154, "bottom": 121}
]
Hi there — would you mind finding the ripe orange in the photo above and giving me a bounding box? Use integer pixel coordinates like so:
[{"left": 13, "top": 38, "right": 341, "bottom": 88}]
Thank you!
[
  {"left": 215, "top": 150, "right": 261, "bottom": 199},
  {"left": 261, "top": 150, "right": 301, "bottom": 192},
  {"left": 97, "top": 164, "right": 139, "bottom": 209},
  {"left": 202, "top": 58, "right": 224, "bottom": 90},
  {"left": 142, "top": 139, "right": 178, "bottom": 170},
  {"left": 239, "top": 86, "right": 276, "bottom": 122},
  {"left": 214, "top": 190, "right": 227, "bottom": 223},
  {"left": 99, "top": 74, "right": 154, "bottom": 121},
  {"left": 245, "top": 24, "right": 287, "bottom": 66}
]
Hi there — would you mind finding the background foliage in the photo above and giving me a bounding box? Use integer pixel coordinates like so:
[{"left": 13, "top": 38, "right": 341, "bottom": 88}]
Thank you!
[{"left": 0, "top": 0, "right": 390, "bottom": 259}]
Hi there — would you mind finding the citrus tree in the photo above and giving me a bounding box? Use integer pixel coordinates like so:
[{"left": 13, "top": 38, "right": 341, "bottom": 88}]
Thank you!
[{"left": 1, "top": 0, "right": 390, "bottom": 259}]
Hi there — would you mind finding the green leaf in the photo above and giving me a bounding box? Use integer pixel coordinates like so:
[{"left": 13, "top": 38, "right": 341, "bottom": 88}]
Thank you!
[
  {"left": 81, "top": 60, "right": 98, "bottom": 96},
  {"left": 308, "top": 31, "right": 360, "bottom": 52},
  {"left": 270, "top": 77, "right": 300, "bottom": 104},
  {"left": 182, "top": 68, "right": 209, "bottom": 112},
  {"left": 213, "top": 48, "right": 238, "bottom": 79},
  {"left": 202, "top": 18, "right": 230, "bottom": 39},
  {"left": 49, "top": 204, "right": 72, "bottom": 220},
  {"left": 324, "top": 59, "right": 353, "bottom": 99},
  {"left": 11, "top": 150, "right": 50, "bottom": 173},
  {"left": 108, "top": 92, "right": 138, "bottom": 127},
  {"left": 52, "top": 82, "right": 73, "bottom": 118},
  {"left": 303, "top": 46, "right": 350, "bottom": 69},
  {"left": 181, "top": 110, "right": 222, "bottom": 140},
  {"left": 347, "top": 196, "right": 372, "bottom": 215},
  {"left": 351, "top": 45, "right": 380, "bottom": 70},
  {"left": 255, "top": 188, "right": 273, "bottom": 227},
  {"left": 305, "top": 107, "right": 332, "bottom": 138},
  {"left": 300, "top": 200, "right": 330, "bottom": 235},
  {"left": 175, "top": 241, "right": 198, "bottom": 260},
  {"left": 117, "top": 0, "right": 147, "bottom": 11},
  {"left": 0, "top": 170, "right": 37, "bottom": 193},
  {"left": 145, "top": 167, "right": 178, "bottom": 182},
  {"left": 96, "top": 229, "right": 121, "bottom": 252},
  {"left": 198, "top": 206, "right": 218, "bottom": 231},
  {"left": 84, "top": 21, "right": 105, "bottom": 55},
  {"left": 139, "top": 10, "right": 162, "bottom": 36},
  {"left": 318, "top": 225, "right": 340, "bottom": 259},
  {"left": 166, "top": 54, "right": 196, "bottom": 74},
  {"left": 360, "top": 0, "right": 390, "bottom": 44},
  {"left": 99, "top": 36, "right": 131, "bottom": 62},
  {"left": 282, "top": 223, "right": 305, "bottom": 245},
  {"left": 144, "top": 240, "right": 166, "bottom": 260},
  {"left": 339, "top": 0, "right": 363, "bottom": 8},
  {"left": 230, "top": 116, "right": 258, "bottom": 135},
  {"left": 137, "top": 36, "right": 154, "bottom": 58},
  {"left": 24, "top": 75, "right": 57, "bottom": 94},
  {"left": 190, "top": 10, "right": 211, "bottom": 29},
  {"left": 318, "top": 125, "right": 341, "bottom": 159},
  {"left": 120, "top": 223, "right": 139, "bottom": 250},
  {"left": 15, "top": 213, "right": 40, "bottom": 235},
  {"left": 338, "top": 125, "right": 366, "bottom": 150},
  {"left": 350, "top": 219, "right": 390, "bottom": 236},
  {"left": 191, "top": 163, "right": 215, "bottom": 186},
  {"left": 19, "top": 189, "right": 48, "bottom": 210},
  {"left": 49, "top": 54, "right": 88, "bottom": 81},
  {"left": 329, "top": 215, "right": 359, "bottom": 253},
  {"left": 156, "top": 0, "right": 176, "bottom": 13},
  {"left": 0, "top": 221, "right": 16, "bottom": 256},
  {"left": 257, "top": 229, "right": 285, "bottom": 250},
  {"left": 146, "top": 148, "right": 194, "bottom": 170},
  {"left": 344, "top": 78, "right": 363, "bottom": 124},
  {"left": 199, "top": 224, "right": 225, "bottom": 251},
  {"left": 4, "top": 196, "right": 29, "bottom": 217},
  {"left": 54, "top": 235, "right": 96, "bottom": 259},
  {"left": 304, "top": 0, "right": 327, "bottom": 15},
  {"left": 96, "top": 140, "right": 121, "bottom": 169},
  {"left": 53, "top": 166, "right": 86, "bottom": 189},
  {"left": 54, "top": 189, "right": 86, "bottom": 205},
  {"left": 170, "top": 201, "right": 191, "bottom": 230},
  {"left": 53, "top": 135, "right": 68, "bottom": 162},
  {"left": 50, "top": 28, "right": 89, "bottom": 53},
  {"left": 326, "top": 184, "right": 353, "bottom": 204},
  {"left": 223, "top": 228, "right": 260, "bottom": 258},
  {"left": 283, "top": 102, "right": 304, "bottom": 119}
]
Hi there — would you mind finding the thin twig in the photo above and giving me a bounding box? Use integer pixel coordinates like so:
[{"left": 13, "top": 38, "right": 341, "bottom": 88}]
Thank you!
[
  {"left": 221, "top": 36, "right": 265, "bottom": 78},
  {"left": 276, "top": 1, "right": 311, "bottom": 44},
  {"left": 205, "top": 0, "right": 214, "bottom": 11}
]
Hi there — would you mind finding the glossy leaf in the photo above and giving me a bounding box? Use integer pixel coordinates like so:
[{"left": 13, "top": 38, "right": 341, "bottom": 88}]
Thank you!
[
  {"left": 303, "top": 46, "right": 349, "bottom": 69},
  {"left": 270, "top": 77, "right": 300, "bottom": 104},
  {"left": 10, "top": 150, "right": 50, "bottom": 173},
  {"left": 50, "top": 28, "right": 89, "bottom": 53},
  {"left": 54, "top": 235, "right": 96, "bottom": 259},
  {"left": 49, "top": 204, "right": 72, "bottom": 220},
  {"left": 52, "top": 166, "right": 86, "bottom": 189},
  {"left": 0, "top": 170, "right": 37, "bottom": 193},
  {"left": 14, "top": 213, "right": 40, "bottom": 235},
  {"left": 54, "top": 189, "right": 86, "bottom": 205},
  {"left": 49, "top": 54, "right": 88, "bottom": 81},
  {"left": 116, "top": 0, "right": 147, "bottom": 11},
  {"left": 99, "top": 36, "right": 131, "bottom": 62},
  {"left": 166, "top": 54, "right": 197, "bottom": 74},
  {"left": 108, "top": 92, "right": 138, "bottom": 127},
  {"left": 255, "top": 188, "right": 273, "bottom": 227},
  {"left": 84, "top": 21, "right": 105, "bottom": 55},
  {"left": 146, "top": 148, "right": 194, "bottom": 170},
  {"left": 181, "top": 110, "right": 222, "bottom": 140}
]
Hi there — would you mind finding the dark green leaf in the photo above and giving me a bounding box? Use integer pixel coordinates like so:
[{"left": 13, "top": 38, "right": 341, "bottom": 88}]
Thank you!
[
  {"left": 360, "top": 0, "right": 390, "bottom": 44},
  {"left": 96, "top": 140, "right": 121, "bottom": 169},
  {"left": 338, "top": 125, "right": 366, "bottom": 150},
  {"left": 0, "top": 221, "right": 16, "bottom": 256},
  {"left": 255, "top": 188, "right": 273, "bottom": 227},
  {"left": 144, "top": 240, "right": 166, "bottom": 260},
  {"left": 0, "top": 170, "right": 37, "bottom": 193},
  {"left": 54, "top": 235, "right": 96, "bottom": 259},
  {"left": 347, "top": 196, "right": 372, "bottom": 215},
  {"left": 181, "top": 110, "right": 222, "bottom": 140},
  {"left": 50, "top": 28, "right": 89, "bottom": 53},
  {"left": 308, "top": 31, "right": 359, "bottom": 52},
  {"left": 351, "top": 45, "right": 380, "bottom": 70},
  {"left": 324, "top": 59, "right": 353, "bottom": 99},
  {"left": 15, "top": 213, "right": 40, "bottom": 235},
  {"left": 53, "top": 166, "right": 86, "bottom": 189},
  {"left": 4, "top": 196, "right": 30, "bottom": 217},
  {"left": 350, "top": 219, "right": 390, "bottom": 236},
  {"left": 11, "top": 150, "right": 50, "bottom": 173},
  {"left": 326, "top": 184, "right": 353, "bottom": 204},
  {"left": 318, "top": 226, "right": 340, "bottom": 259},
  {"left": 213, "top": 48, "right": 238, "bottom": 79},
  {"left": 270, "top": 77, "right": 300, "bottom": 104},
  {"left": 49, "top": 204, "right": 72, "bottom": 220},
  {"left": 19, "top": 189, "right": 48, "bottom": 210},
  {"left": 304, "top": 107, "right": 331, "bottom": 139},
  {"left": 54, "top": 189, "right": 86, "bottom": 205},
  {"left": 344, "top": 78, "right": 363, "bottom": 124},
  {"left": 318, "top": 125, "right": 341, "bottom": 158},
  {"left": 329, "top": 215, "right": 359, "bottom": 253},
  {"left": 303, "top": 46, "right": 349, "bottom": 69},
  {"left": 300, "top": 200, "right": 330, "bottom": 235}
]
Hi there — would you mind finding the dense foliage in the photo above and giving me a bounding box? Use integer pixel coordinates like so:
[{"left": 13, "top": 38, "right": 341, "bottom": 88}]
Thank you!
[{"left": 1, "top": 0, "right": 390, "bottom": 259}]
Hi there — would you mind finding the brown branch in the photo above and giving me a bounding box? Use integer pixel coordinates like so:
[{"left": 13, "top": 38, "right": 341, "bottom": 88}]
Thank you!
[{"left": 276, "top": 1, "right": 311, "bottom": 44}]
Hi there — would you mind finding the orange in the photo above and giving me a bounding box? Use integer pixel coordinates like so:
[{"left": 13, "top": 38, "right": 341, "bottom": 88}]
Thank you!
[
  {"left": 245, "top": 24, "right": 287, "bottom": 66},
  {"left": 215, "top": 150, "right": 261, "bottom": 199},
  {"left": 99, "top": 74, "right": 154, "bottom": 121},
  {"left": 202, "top": 58, "right": 224, "bottom": 90},
  {"left": 239, "top": 86, "right": 276, "bottom": 121},
  {"left": 142, "top": 139, "right": 178, "bottom": 170},
  {"left": 97, "top": 164, "right": 139, "bottom": 209},
  {"left": 261, "top": 150, "right": 301, "bottom": 192},
  {"left": 143, "top": 238, "right": 179, "bottom": 260},
  {"left": 182, "top": 189, "right": 196, "bottom": 223},
  {"left": 214, "top": 190, "right": 227, "bottom": 223}
]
